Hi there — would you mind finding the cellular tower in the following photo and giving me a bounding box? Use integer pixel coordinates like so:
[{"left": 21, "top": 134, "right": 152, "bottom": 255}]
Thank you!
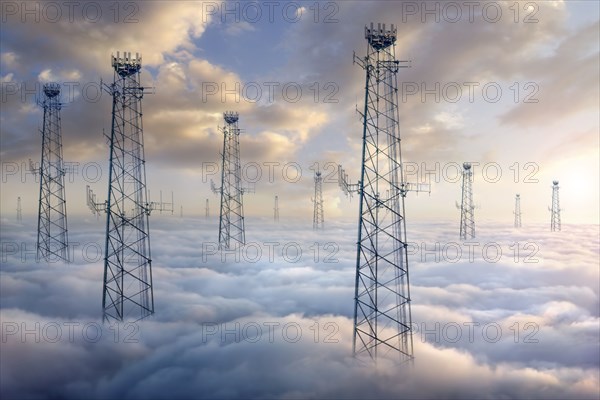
[
  {"left": 212, "top": 112, "right": 247, "bottom": 250},
  {"left": 312, "top": 171, "right": 324, "bottom": 230},
  {"left": 35, "top": 82, "right": 69, "bottom": 262},
  {"left": 340, "top": 23, "right": 426, "bottom": 362},
  {"left": 456, "top": 162, "right": 475, "bottom": 240},
  {"left": 17, "top": 196, "right": 22, "bottom": 222},
  {"left": 274, "top": 195, "right": 280, "bottom": 222},
  {"left": 549, "top": 180, "right": 561, "bottom": 231},
  {"left": 100, "top": 52, "right": 154, "bottom": 323},
  {"left": 514, "top": 194, "right": 522, "bottom": 228}
]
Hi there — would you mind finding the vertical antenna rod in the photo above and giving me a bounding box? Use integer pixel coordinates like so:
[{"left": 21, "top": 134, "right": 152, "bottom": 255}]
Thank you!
[
  {"left": 17, "top": 196, "right": 22, "bottom": 222},
  {"left": 274, "top": 195, "right": 280, "bottom": 222}
]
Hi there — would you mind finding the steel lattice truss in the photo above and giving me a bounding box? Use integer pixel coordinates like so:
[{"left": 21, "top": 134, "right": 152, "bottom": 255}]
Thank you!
[
  {"left": 36, "top": 83, "right": 69, "bottom": 262},
  {"left": 313, "top": 172, "right": 324, "bottom": 230},
  {"left": 457, "top": 162, "right": 475, "bottom": 240},
  {"left": 352, "top": 23, "right": 413, "bottom": 362},
  {"left": 215, "top": 112, "right": 246, "bottom": 250},
  {"left": 514, "top": 194, "right": 522, "bottom": 228},
  {"left": 549, "top": 181, "right": 561, "bottom": 231},
  {"left": 17, "top": 196, "right": 22, "bottom": 222},
  {"left": 102, "top": 52, "right": 154, "bottom": 323}
]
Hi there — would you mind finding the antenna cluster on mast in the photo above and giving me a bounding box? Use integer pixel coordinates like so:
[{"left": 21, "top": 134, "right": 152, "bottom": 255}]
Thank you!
[
  {"left": 34, "top": 82, "right": 69, "bottom": 263},
  {"left": 456, "top": 162, "right": 475, "bottom": 240},
  {"left": 549, "top": 180, "right": 561, "bottom": 231}
]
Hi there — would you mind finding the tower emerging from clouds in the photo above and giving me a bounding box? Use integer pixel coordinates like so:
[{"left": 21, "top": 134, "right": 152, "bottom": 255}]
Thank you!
[
  {"left": 17, "top": 196, "right": 22, "bottom": 222},
  {"left": 213, "top": 112, "right": 246, "bottom": 250},
  {"left": 549, "top": 180, "right": 561, "bottom": 231},
  {"left": 457, "top": 162, "right": 475, "bottom": 240},
  {"left": 101, "top": 52, "right": 154, "bottom": 323},
  {"left": 514, "top": 194, "right": 522, "bottom": 228},
  {"left": 350, "top": 23, "right": 414, "bottom": 362},
  {"left": 312, "top": 172, "right": 324, "bottom": 230},
  {"left": 35, "top": 83, "right": 69, "bottom": 263},
  {"left": 274, "top": 195, "right": 280, "bottom": 222}
]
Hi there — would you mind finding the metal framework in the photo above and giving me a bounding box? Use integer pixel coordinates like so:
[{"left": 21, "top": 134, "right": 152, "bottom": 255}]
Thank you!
[
  {"left": 35, "top": 83, "right": 69, "bottom": 262},
  {"left": 312, "top": 172, "right": 324, "bottom": 230},
  {"left": 17, "top": 197, "right": 22, "bottom": 222},
  {"left": 456, "top": 162, "right": 475, "bottom": 240},
  {"left": 148, "top": 190, "right": 174, "bottom": 214},
  {"left": 101, "top": 52, "right": 154, "bottom": 323},
  {"left": 514, "top": 194, "right": 522, "bottom": 228},
  {"left": 549, "top": 180, "right": 561, "bottom": 231},
  {"left": 344, "top": 23, "right": 420, "bottom": 362},
  {"left": 274, "top": 195, "right": 280, "bottom": 222},
  {"left": 211, "top": 112, "right": 246, "bottom": 250}
]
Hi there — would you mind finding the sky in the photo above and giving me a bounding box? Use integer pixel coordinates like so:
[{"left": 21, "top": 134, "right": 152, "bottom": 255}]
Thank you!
[
  {"left": 0, "top": 0, "right": 598, "bottom": 224},
  {"left": 1, "top": 1, "right": 599, "bottom": 399}
]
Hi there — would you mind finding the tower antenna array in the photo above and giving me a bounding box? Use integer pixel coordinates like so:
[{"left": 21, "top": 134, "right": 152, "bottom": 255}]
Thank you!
[
  {"left": 312, "top": 171, "right": 324, "bottom": 230},
  {"left": 35, "top": 82, "right": 69, "bottom": 262},
  {"left": 101, "top": 51, "right": 154, "bottom": 323},
  {"left": 17, "top": 196, "right": 22, "bottom": 222},
  {"left": 549, "top": 180, "right": 561, "bottom": 231},
  {"left": 514, "top": 194, "right": 522, "bottom": 228},
  {"left": 456, "top": 162, "right": 475, "bottom": 240},
  {"left": 342, "top": 23, "right": 425, "bottom": 362},
  {"left": 211, "top": 112, "right": 248, "bottom": 250}
]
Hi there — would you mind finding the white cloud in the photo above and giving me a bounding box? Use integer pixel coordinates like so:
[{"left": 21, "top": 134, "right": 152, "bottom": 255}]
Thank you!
[{"left": 0, "top": 217, "right": 598, "bottom": 398}]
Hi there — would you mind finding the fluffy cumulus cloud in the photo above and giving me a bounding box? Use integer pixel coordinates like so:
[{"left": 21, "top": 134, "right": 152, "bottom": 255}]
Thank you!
[{"left": 1, "top": 215, "right": 598, "bottom": 399}]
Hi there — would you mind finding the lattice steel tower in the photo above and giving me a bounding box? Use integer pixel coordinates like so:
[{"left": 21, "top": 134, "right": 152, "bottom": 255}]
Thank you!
[
  {"left": 274, "top": 195, "right": 280, "bottom": 222},
  {"left": 312, "top": 172, "right": 324, "bottom": 230},
  {"left": 456, "top": 162, "right": 475, "bottom": 240},
  {"left": 35, "top": 82, "right": 69, "bottom": 262},
  {"left": 17, "top": 197, "right": 22, "bottom": 222},
  {"left": 549, "top": 180, "right": 561, "bottom": 231},
  {"left": 350, "top": 23, "right": 414, "bottom": 362},
  {"left": 213, "top": 112, "right": 246, "bottom": 250},
  {"left": 514, "top": 194, "right": 522, "bottom": 228},
  {"left": 101, "top": 52, "right": 154, "bottom": 323}
]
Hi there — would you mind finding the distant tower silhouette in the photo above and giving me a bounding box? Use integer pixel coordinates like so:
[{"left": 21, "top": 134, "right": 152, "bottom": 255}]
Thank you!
[
  {"left": 312, "top": 171, "right": 324, "bottom": 230},
  {"left": 456, "top": 162, "right": 475, "bottom": 240},
  {"left": 205, "top": 198, "right": 209, "bottom": 219},
  {"left": 213, "top": 112, "right": 246, "bottom": 250},
  {"left": 549, "top": 180, "right": 561, "bottom": 231},
  {"left": 17, "top": 196, "right": 22, "bottom": 222},
  {"left": 35, "top": 82, "right": 69, "bottom": 262},
  {"left": 180, "top": 205, "right": 183, "bottom": 218},
  {"left": 514, "top": 194, "right": 522, "bottom": 228},
  {"left": 274, "top": 195, "right": 280, "bottom": 222},
  {"left": 101, "top": 52, "right": 154, "bottom": 323}
]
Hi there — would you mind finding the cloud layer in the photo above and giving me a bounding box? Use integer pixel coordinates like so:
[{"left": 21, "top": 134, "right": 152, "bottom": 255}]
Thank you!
[{"left": 1, "top": 216, "right": 598, "bottom": 399}]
